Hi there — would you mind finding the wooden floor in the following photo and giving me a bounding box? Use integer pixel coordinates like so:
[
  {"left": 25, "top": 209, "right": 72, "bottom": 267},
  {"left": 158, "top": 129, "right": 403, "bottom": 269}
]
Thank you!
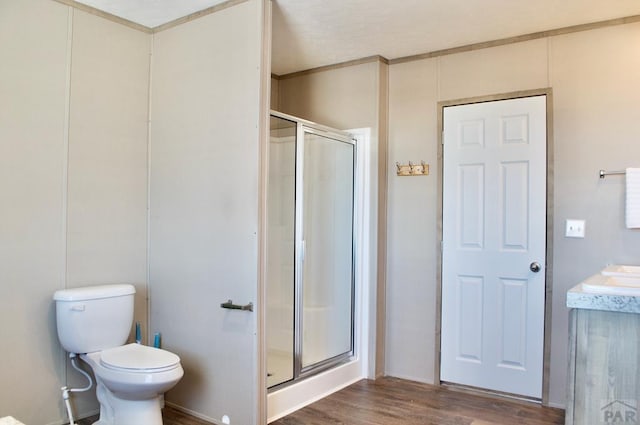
[
  {"left": 271, "top": 377, "right": 565, "bottom": 425},
  {"left": 76, "top": 377, "right": 565, "bottom": 425}
]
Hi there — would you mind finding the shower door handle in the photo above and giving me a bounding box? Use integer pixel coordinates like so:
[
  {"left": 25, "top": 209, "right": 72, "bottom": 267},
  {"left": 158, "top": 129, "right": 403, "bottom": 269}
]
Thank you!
[
  {"left": 220, "top": 300, "right": 253, "bottom": 312},
  {"left": 300, "top": 240, "right": 306, "bottom": 263}
]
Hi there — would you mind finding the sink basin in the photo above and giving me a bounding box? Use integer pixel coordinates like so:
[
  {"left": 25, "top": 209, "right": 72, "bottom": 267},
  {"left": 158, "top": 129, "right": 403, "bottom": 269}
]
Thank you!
[
  {"left": 601, "top": 264, "right": 640, "bottom": 277},
  {"left": 582, "top": 274, "right": 640, "bottom": 295}
]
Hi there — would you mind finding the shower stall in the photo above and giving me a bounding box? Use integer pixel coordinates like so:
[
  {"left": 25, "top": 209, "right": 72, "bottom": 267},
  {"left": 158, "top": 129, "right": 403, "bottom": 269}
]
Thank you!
[{"left": 267, "top": 112, "right": 356, "bottom": 390}]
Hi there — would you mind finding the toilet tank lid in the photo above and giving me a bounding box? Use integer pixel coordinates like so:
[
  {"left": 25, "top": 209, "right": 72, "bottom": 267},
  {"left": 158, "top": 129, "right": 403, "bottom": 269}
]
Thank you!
[{"left": 54, "top": 284, "right": 136, "bottom": 301}]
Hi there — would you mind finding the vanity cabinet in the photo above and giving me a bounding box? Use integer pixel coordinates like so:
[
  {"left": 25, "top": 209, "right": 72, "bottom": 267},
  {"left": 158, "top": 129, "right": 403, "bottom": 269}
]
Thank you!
[{"left": 566, "top": 287, "right": 640, "bottom": 425}]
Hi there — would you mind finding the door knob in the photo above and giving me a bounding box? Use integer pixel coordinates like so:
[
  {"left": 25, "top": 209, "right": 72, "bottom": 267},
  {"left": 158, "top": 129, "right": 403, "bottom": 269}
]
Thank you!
[{"left": 530, "top": 262, "right": 541, "bottom": 273}]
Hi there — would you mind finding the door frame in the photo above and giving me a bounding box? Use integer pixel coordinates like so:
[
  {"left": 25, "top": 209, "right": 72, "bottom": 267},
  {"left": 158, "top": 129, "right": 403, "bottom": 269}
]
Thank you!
[{"left": 435, "top": 88, "right": 554, "bottom": 405}]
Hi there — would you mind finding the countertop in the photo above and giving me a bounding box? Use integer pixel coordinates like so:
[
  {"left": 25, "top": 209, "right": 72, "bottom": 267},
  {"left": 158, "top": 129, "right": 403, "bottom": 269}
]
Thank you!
[{"left": 567, "top": 280, "right": 640, "bottom": 313}]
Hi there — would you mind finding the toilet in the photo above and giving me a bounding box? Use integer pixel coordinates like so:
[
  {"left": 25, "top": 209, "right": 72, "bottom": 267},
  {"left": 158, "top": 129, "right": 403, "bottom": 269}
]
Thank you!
[{"left": 54, "top": 284, "right": 184, "bottom": 425}]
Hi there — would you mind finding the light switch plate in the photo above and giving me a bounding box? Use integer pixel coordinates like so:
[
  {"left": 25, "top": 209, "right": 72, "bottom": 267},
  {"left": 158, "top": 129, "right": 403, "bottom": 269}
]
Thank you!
[{"left": 566, "top": 219, "right": 585, "bottom": 238}]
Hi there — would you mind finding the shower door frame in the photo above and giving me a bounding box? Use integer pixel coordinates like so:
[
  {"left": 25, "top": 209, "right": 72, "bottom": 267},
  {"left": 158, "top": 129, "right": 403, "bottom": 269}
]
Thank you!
[
  {"left": 295, "top": 123, "right": 357, "bottom": 380},
  {"left": 269, "top": 111, "right": 358, "bottom": 389}
]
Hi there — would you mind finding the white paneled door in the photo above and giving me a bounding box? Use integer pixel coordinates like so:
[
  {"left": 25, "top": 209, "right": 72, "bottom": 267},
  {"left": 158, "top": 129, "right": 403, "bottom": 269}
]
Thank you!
[{"left": 440, "top": 95, "right": 547, "bottom": 398}]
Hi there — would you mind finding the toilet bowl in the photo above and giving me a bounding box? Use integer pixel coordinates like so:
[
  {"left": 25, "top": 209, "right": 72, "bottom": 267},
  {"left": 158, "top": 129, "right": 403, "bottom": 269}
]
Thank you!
[
  {"left": 81, "top": 344, "right": 183, "bottom": 424},
  {"left": 85, "top": 343, "right": 182, "bottom": 399},
  {"left": 54, "top": 284, "right": 184, "bottom": 425}
]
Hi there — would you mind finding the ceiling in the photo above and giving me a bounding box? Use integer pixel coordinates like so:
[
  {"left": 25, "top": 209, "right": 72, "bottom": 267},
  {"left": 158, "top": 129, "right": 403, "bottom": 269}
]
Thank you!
[
  {"left": 75, "top": 0, "right": 640, "bottom": 76},
  {"left": 74, "top": 0, "right": 229, "bottom": 28}
]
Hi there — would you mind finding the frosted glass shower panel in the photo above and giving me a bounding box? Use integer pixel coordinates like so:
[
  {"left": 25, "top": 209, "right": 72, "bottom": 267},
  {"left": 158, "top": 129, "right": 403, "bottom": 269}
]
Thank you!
[
  {"left": 266, "top": 116, "right": 296, "bottom": 388},
  {"left": 301, "top": 132, "right": 355, "bottom": 369}
]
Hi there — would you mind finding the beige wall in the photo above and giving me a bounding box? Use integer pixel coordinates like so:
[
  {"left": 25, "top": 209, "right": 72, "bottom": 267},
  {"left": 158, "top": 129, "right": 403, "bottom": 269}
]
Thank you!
[
  {"left": 271, "top": 76, "right": 280, "bottom": 110},
  {"left": 386, "top": 57, "right": 439, "bottom": 385},
  {"left": 278, "top": 61, "right": 380, "bottom": 130},
  {"left": 0, "top": 1, "right": 151, "bottom": 423},
  {"left": 547, "top": 22, "right": 640, "bottom": 405},
  {"left": 278, "top": 21, "right": 640, "bottom": 408},
  {"left": 149, "top": 0, "right": 268, "bottom": 423},
  {"left": 65, "top": 8, "right": 151, "bottom": 416},
  {"left": 67, "top": 11, "right": 150, "bottom": 290},
  {"left": 0, "top": 1, "right": 69, "bottom": 423}
]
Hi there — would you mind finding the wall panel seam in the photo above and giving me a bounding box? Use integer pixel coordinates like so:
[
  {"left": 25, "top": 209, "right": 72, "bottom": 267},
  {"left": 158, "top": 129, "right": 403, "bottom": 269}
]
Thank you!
[
  {"left": 145, "top": 34, "right": 154, "bottom": 345},
  {"left": 62, "top": 6, "right": 73, "bottom": 290}
]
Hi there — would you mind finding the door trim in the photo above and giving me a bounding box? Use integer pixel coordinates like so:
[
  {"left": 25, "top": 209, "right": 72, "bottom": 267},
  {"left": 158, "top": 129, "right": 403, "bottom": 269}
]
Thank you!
[{"left": 435, "top": 88, "right": 554, "bottom": 406}]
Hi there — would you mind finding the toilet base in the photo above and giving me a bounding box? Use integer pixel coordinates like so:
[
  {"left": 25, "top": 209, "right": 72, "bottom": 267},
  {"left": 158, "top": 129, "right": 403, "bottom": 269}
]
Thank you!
[
  {"left": 93, "top": 397, "right": 163, "bottom": 425},
  {"left": 78, "top": 350, "right": 182, "bottom": 425}
]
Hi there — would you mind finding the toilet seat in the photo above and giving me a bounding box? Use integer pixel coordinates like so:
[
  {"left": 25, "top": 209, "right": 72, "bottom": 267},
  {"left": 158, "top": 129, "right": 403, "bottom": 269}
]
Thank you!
[{"left": 100, "top": 343, "right": 180, "bottom": 373}]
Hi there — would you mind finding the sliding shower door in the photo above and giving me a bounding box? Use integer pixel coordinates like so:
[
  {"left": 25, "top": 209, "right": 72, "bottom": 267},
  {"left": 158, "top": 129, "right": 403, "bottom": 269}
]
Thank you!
[{"left": 267, "top": 113, "right": 356, "bottom": 389}]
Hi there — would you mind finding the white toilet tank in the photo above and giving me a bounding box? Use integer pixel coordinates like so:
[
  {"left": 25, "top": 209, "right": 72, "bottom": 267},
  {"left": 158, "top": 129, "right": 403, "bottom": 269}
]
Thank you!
[{"left": 54, "top": 284, "right": 136, "bottom": 354}]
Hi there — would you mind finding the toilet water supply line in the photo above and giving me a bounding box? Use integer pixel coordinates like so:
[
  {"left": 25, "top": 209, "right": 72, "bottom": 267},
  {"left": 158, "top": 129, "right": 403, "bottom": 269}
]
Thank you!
[{"left": 61, "top": 353, "right": 93, "bottom": 425}]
